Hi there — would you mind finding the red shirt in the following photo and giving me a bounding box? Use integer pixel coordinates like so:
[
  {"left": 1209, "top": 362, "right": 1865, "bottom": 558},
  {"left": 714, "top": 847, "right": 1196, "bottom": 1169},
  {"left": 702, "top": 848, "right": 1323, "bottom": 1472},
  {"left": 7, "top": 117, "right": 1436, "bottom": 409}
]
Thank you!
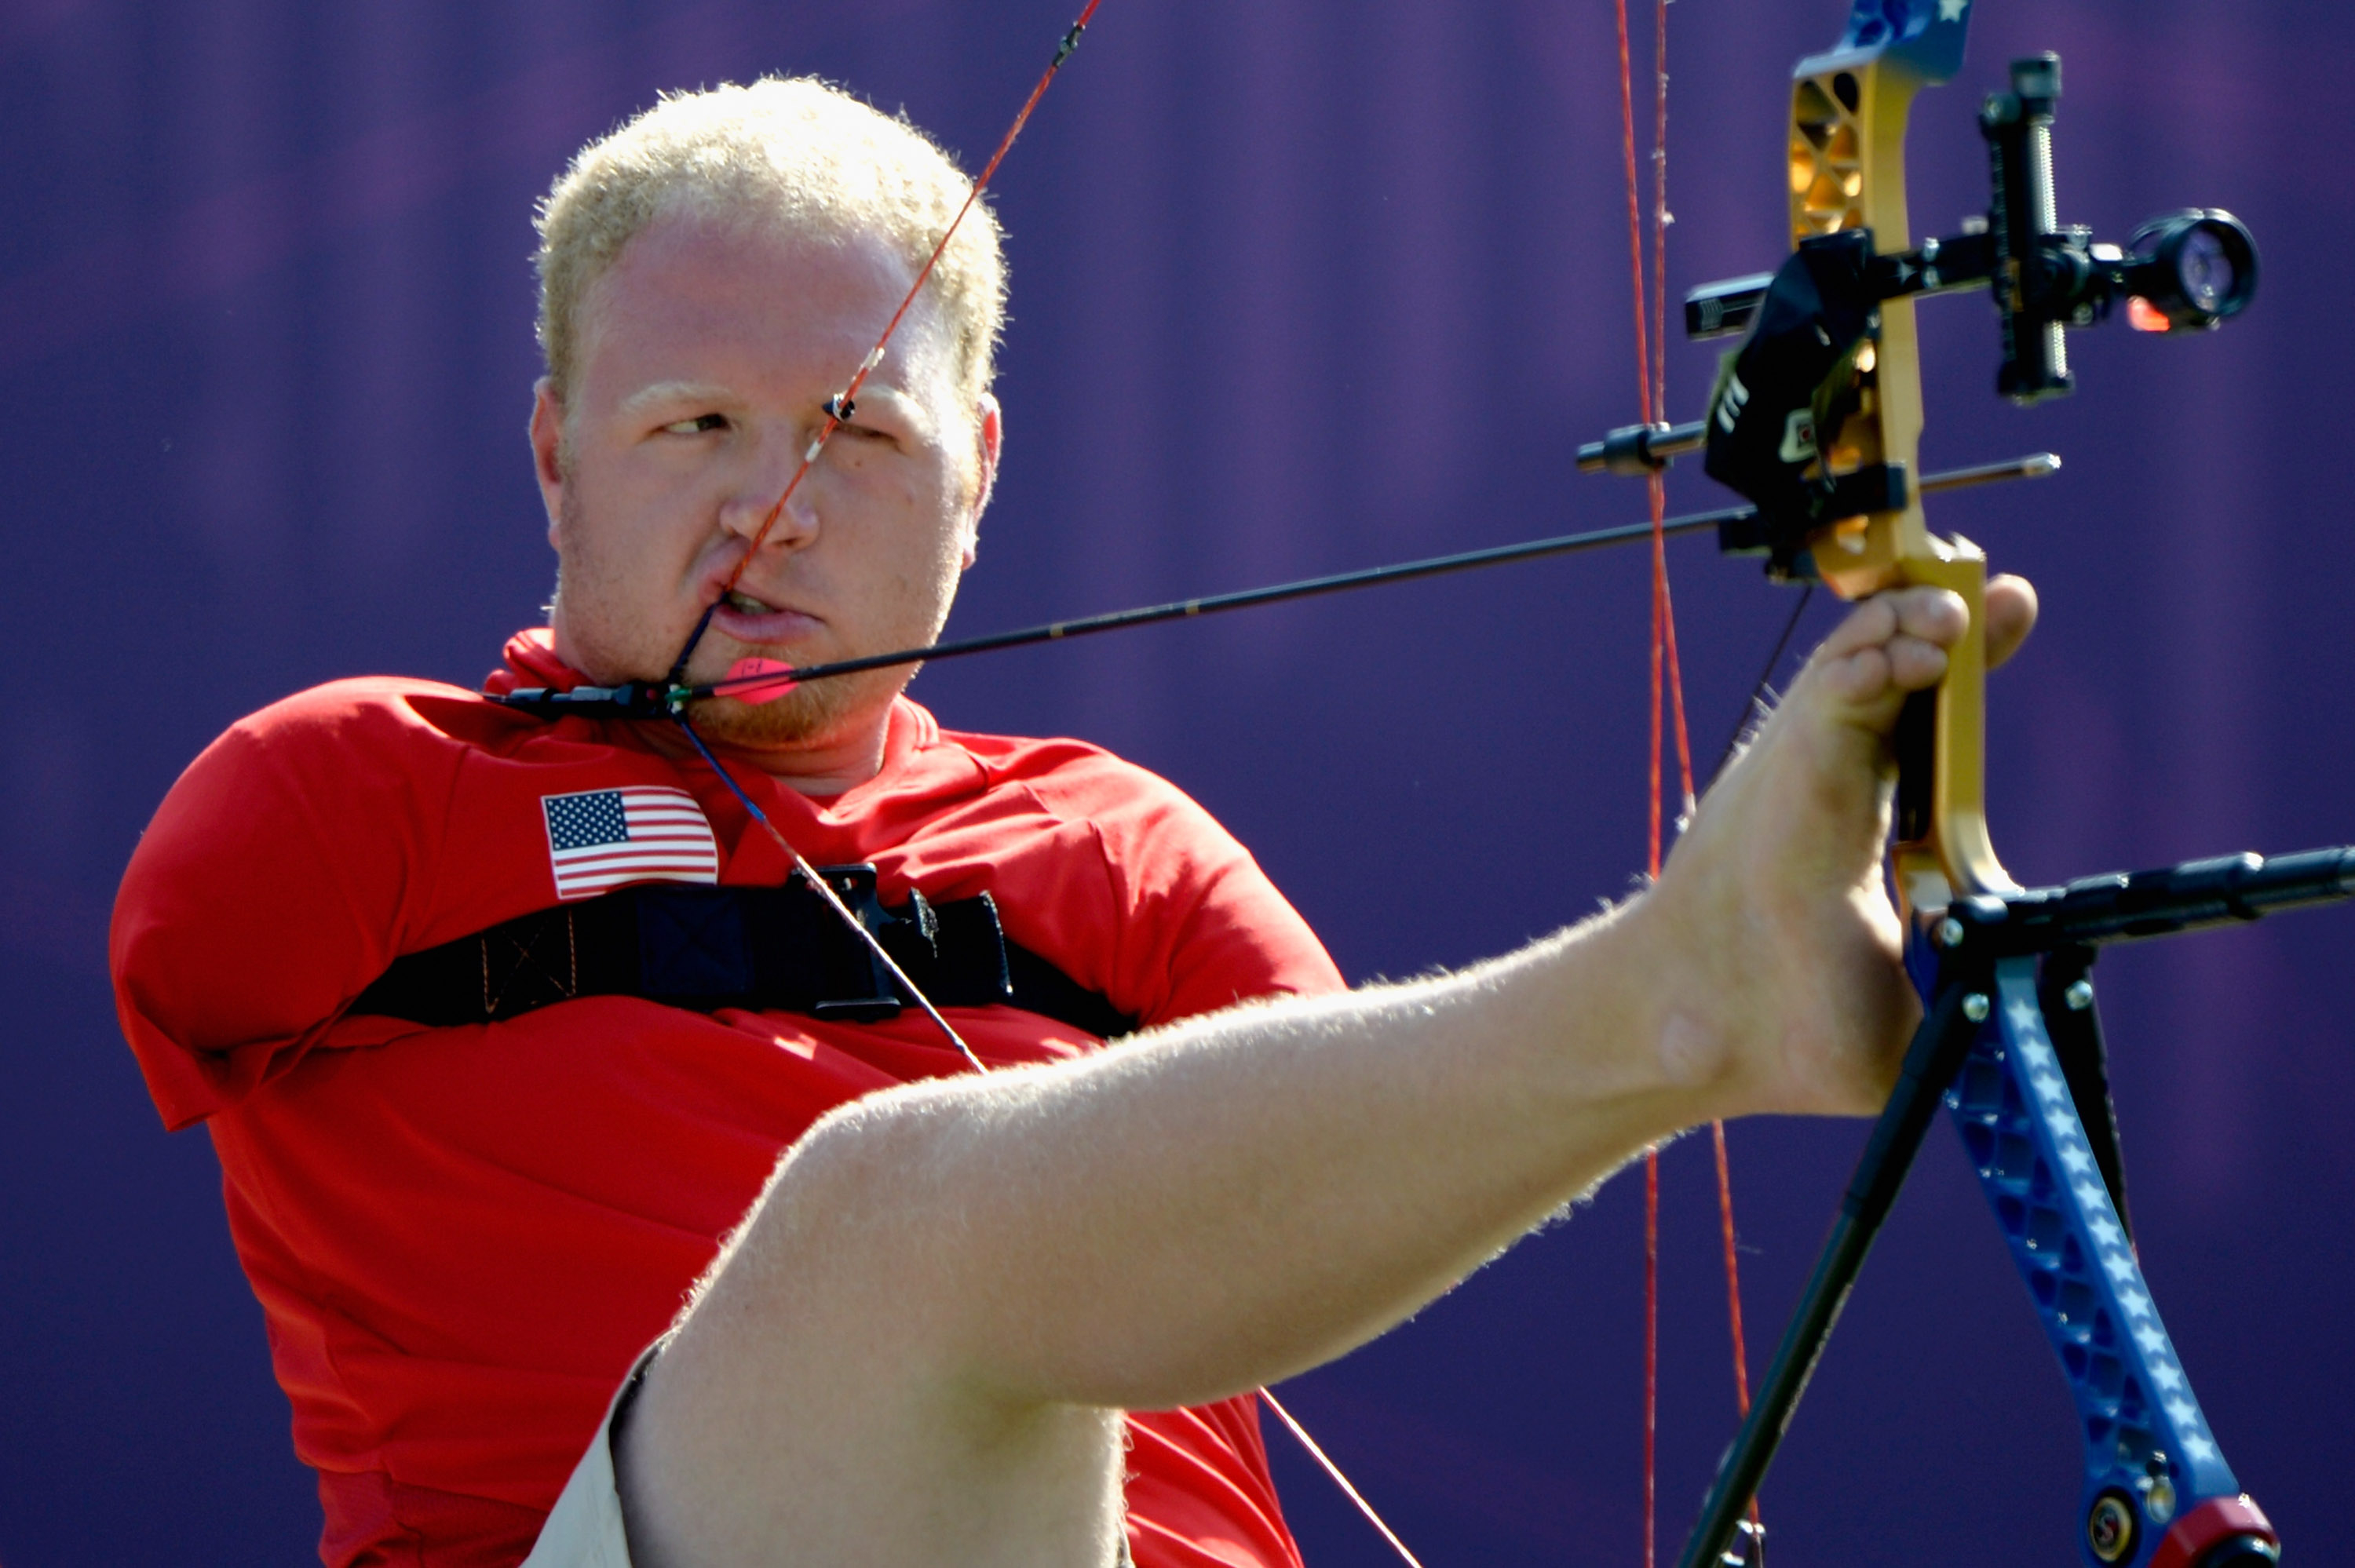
[{"left": 111, "top": 629, "right": 1342, "bottom": 1568}]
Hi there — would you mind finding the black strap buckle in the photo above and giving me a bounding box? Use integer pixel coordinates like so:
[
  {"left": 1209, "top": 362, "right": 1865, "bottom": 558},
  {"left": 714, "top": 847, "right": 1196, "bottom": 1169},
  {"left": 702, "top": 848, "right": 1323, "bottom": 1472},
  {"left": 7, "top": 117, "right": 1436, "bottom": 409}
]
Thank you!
[{"left": 809, "top": 864, "right": 908, "bottom": 1022}]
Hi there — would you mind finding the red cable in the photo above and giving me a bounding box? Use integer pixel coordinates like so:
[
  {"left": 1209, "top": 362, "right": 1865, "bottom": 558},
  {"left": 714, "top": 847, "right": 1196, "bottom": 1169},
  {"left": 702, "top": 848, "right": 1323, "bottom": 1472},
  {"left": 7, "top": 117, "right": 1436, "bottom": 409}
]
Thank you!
[
  {"left": 1713, "top": 1121, "right": 1753, "bottom": 1414},
  {"left": 1623, "top": 5, "right": 1760, "bottom": 1563},
  {"left": 1613, "top": 4, "right": 1663, "bottom": 1564},
  {"left": 1643, "top": 1143, "right": 1660, "bottom": 1568},
  {"left": 1615, "top": 0, "right": 1654, "bottom": 430},
  {"left": 1648, "top": 1, "right": 1760, "bottom": 1533},
  {"left": 1650, "top": 0, "right": 1670, "bottom": 433}
]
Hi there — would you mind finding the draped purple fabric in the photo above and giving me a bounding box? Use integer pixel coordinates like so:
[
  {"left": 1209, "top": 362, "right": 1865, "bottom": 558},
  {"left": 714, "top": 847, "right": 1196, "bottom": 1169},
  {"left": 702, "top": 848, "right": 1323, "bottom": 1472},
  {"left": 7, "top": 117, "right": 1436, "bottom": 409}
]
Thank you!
[{"left": 2, "top": 1, "right": 2346, "bottom": 1561}]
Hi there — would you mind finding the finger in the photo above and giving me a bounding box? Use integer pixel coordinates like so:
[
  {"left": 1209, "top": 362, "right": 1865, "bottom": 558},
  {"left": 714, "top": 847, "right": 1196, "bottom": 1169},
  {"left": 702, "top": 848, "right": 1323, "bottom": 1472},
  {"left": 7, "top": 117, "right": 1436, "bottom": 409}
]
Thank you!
[
  {"left": 1984, "top": 574, "right": 2039, "bottom": 670},
  {"left": 1807, "top": 587, "right": 1962, "bottom": 696},
  {"left": 1810, "top": 644, "right": 1893, "bottom": 707}
]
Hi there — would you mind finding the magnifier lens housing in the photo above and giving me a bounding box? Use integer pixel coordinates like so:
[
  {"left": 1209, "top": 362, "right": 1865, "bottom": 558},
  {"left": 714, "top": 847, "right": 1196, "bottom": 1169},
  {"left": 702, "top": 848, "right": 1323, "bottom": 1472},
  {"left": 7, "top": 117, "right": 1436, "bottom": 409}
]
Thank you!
[{"left": 2124, "top": 210, "right": 2258, "bottom": 330}]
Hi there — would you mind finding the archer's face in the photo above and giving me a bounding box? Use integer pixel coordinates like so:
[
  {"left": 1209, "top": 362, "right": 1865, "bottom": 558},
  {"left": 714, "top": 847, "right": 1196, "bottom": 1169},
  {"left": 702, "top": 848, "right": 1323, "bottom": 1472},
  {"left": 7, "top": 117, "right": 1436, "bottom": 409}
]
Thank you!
[{"left": 535, "top": 210, "right": 999, "bottom": 749}]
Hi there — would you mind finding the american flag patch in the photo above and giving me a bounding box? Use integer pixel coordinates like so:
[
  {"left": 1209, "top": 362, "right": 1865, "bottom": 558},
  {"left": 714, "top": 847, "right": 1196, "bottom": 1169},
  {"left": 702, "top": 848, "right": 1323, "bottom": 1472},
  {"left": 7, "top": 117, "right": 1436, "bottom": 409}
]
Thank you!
[{"left": 541, "top": 786, "right": 720, "bottom": 900}]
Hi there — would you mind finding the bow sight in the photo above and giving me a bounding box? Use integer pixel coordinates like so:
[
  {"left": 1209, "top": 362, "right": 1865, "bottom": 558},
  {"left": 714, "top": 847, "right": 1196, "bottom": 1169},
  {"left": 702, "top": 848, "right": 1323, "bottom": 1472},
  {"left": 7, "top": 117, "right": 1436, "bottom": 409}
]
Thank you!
[{"left": 1579, "top": 52, "right": 2258, "bottom": 582}]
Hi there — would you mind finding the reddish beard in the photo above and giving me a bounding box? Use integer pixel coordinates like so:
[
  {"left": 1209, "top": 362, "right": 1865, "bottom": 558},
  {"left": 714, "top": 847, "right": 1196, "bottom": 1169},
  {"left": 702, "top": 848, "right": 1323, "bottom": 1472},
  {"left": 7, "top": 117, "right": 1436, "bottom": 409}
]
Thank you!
[{"left": 681, "top": 663, "right": 910, "bottom": 749}]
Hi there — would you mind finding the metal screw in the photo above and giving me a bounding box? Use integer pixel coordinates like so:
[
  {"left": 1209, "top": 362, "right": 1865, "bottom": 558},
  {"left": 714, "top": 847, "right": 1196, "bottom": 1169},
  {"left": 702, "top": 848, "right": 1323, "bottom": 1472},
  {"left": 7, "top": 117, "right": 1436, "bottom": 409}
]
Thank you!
[
  {"left": 2086, "top": 1492, "right": 2139, "bottom": 1564},
  {"left": 1962, "top": 993, "right": 1991, "bottom": 1023},
  {"left": 1935, "top": 917, "right": 1966, "bottom": 948},
  {"left": 2141, "top": 1474, "right": 2177, "bottom": 1526},
  {"left": 2064, "top": 978, "right": 2095, "bottom": 1011}
]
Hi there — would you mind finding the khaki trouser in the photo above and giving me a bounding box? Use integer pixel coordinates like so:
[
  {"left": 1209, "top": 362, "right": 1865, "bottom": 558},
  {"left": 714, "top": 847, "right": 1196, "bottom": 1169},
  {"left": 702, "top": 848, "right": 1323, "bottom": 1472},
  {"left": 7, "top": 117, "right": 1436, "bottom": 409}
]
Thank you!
[{"left": 519, "top": 1351, "right": 654, "bottom": 1568}]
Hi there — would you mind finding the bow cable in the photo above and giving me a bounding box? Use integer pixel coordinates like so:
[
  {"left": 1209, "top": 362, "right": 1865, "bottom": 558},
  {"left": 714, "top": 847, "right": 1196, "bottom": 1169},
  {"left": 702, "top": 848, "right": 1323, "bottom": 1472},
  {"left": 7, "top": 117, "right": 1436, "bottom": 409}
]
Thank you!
[{"left": 1608, "top": 8, "right": 1663, "bottom": 1562}]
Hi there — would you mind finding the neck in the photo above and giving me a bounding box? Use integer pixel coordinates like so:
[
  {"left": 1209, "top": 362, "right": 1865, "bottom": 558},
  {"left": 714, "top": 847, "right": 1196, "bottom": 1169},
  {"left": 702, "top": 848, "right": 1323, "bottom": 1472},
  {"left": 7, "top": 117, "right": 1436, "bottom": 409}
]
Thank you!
[{"left": 641, "top": 709, "right": 894, "bottom": 799}]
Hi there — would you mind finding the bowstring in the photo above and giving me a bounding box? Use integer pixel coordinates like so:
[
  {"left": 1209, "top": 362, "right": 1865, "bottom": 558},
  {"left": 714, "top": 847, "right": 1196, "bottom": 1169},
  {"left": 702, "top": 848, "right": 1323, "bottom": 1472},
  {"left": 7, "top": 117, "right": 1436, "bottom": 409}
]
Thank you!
[
  {"left": 671, "top": 717, "right": 989, "bottom": 1074},
  {"left": 1615, "top": 2, "right": 1760, "bottom": 1564},
  {"left": 648, "top": 0, "right": 1103, "bottom": 1063},
  {"left": 644, "top": 8, "right": 1430, "bottom": 1563},
  {"left": 679, "top": 707, "right": 1431, "bottom": 1566},
  {"left": 667, "top": 0, "right": 1106, "bottom": 689},
  {"left": 653, "top": 0, "right": 1105, "bottom": 1070},
  {"left": 1258, "top": 1389, "right": 1431, "bottom": 1568}
]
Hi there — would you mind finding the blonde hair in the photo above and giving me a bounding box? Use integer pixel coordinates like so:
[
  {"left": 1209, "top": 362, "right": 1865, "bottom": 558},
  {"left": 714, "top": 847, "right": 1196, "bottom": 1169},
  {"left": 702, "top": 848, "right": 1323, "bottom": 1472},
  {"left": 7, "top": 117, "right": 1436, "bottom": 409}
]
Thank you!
[{"left": 533, "top": 76, "right": 1006, "bottom": 405}]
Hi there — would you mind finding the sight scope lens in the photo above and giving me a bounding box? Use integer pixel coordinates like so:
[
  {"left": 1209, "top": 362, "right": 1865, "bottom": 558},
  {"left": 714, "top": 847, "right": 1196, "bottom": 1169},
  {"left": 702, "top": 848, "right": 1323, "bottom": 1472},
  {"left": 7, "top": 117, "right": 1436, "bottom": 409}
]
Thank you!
[
  {"left": 2124, "top": 210, "right": 2258, "bottom": 330},
  {"left": 2174, "top": 227, "right": 2233, "bottom": 313}
]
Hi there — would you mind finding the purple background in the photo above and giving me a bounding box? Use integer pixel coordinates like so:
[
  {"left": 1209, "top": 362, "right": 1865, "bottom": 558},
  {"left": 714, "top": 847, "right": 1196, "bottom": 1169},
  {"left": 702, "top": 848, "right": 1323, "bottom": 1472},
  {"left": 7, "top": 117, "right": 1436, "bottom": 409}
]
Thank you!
[{"left": 4, "top": 0, "right": 2351, "bottom": 1562}]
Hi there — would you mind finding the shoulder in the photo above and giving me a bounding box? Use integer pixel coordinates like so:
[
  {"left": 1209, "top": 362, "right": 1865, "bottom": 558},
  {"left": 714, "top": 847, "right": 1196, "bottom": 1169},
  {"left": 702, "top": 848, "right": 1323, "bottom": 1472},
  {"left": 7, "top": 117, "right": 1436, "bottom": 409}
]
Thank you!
[
  {"left": 123, "top": 673, "right": 631, "bottom": 961},
  {"left": 145, "top": 678, "right": 472, "bottom": 837},
  {"left": 168, "top": 675, "right": 618, "bottom": 823},
  {"left": 937, "top": 727, "right": 1221, "bottom": 827},
  {"left": 928, "top": 727, "right": 1254, "bottom": 888},
  {"left": 217, "top": 675, "right": 544, "bottom": 768},
  {"left": 922, "top": 727, "right": 1345, "bottom": 1019}
]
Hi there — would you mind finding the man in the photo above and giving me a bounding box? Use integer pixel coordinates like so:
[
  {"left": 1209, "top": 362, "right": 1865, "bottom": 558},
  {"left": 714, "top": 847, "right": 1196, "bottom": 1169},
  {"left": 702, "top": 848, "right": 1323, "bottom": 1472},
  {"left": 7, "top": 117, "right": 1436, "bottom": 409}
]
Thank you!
[{"left": 111, "top": 77, "right": 2032, "bottom": 1568}]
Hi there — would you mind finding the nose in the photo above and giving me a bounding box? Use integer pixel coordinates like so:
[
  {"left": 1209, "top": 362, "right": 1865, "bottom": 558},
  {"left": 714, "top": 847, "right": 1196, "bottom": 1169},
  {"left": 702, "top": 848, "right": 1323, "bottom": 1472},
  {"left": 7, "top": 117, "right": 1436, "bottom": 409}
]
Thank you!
[{"left": 719, "top": 433, "right": 823, "bottom": 554}]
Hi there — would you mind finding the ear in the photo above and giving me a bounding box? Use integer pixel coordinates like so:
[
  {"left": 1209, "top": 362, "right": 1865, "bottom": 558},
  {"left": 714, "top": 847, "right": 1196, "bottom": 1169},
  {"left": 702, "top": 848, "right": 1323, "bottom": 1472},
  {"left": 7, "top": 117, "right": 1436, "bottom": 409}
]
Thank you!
[
  {"left": 962, "top": 392, "right": 1003, "bottom": 570},
  {"left": 530, "top": 379, "right": 568, "bottom": 548}
]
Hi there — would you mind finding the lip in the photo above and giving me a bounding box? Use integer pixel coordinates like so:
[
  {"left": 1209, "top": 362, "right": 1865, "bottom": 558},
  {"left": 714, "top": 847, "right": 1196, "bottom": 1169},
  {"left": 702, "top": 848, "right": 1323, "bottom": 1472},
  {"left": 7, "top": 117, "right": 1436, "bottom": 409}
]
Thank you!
[{"left": 704, "top": 585, "right": 824, "bottom": 649}]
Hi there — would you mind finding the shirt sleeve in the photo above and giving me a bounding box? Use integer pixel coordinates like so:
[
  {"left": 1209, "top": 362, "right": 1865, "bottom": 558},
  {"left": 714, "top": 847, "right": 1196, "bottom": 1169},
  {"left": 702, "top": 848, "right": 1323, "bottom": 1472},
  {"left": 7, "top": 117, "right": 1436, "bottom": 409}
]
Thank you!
[{"left": 111, "top": 682, "right": 462, "bottom": 1130}]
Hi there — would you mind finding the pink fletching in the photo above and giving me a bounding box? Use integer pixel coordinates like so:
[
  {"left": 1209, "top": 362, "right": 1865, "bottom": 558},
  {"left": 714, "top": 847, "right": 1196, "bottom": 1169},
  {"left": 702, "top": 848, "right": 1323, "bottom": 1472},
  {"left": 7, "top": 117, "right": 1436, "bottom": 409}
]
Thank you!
[{"left": 722, "top": 658, "right": 800, "bottom": 704}]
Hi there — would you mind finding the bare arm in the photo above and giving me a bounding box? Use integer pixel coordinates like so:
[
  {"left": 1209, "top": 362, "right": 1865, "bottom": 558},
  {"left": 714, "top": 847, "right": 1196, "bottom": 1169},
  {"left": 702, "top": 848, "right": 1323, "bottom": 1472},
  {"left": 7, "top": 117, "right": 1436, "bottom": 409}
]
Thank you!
[{"left": 618, "top": 578, "right": 2035, "bottom": 1568}]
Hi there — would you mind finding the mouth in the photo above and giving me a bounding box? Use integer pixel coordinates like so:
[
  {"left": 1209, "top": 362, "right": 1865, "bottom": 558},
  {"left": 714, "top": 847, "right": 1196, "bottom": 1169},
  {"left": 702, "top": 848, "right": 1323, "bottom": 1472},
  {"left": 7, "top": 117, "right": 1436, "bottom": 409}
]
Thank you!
[{"left": 706, "top": 585, "right": 822, "bottom": 647}]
